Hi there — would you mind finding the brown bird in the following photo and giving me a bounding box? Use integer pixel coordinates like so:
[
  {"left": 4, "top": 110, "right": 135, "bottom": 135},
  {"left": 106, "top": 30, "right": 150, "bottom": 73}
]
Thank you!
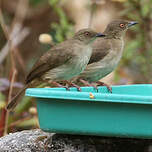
[
  {"left": 6, "top": 28, "right": 105, "bottom": 110},
  {"left": 74, "top": 20, "right": 138, "bottom": 92}
]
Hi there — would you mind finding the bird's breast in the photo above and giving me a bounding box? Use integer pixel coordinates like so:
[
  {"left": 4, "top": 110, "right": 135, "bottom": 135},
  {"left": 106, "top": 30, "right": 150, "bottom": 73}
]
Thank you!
[
  {"left": 43, "top": 46, "right": 92, "bottom": 81},
  {"left": 97, "top": 38, "right": 124, "bottom": 69},
  {"left": 80, "top": 39, "right": 124, "bottom": 82},
  {"left": 71, "top": 46, "right": 92, "bottom": 76}
]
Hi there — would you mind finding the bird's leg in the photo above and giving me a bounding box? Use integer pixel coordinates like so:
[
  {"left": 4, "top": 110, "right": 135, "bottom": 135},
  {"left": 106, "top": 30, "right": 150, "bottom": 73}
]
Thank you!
[
  {"left": 79, "top": 79, "right": 98, "bottom": 92},
  {"left": 96, "top": 81, "right": 112, "bottom": 93},
  {"left": 51, "top": 81, "right": 70, "bottom": 90},
  {"left": 64, "top": 80, "right": 81, "bottom": 91},
  {"left": 79, "top": 79, "right": 90, "bottom": 86}
]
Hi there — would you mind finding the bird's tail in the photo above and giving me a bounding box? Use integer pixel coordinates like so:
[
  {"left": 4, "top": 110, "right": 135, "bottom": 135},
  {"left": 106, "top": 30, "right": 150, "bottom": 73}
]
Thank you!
[{"left": 6, "top": 84, "right": 28, "bottom": 111}]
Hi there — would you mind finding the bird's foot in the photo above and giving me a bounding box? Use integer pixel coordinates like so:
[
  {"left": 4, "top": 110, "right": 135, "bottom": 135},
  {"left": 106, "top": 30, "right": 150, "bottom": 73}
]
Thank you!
[
  {"left": 79, "top": 79, "right": 98, "bottom": 92},
  {"left": 51, "top": 81, "right": 70, "bottom": 90},
  {"left": 64, "top": 80, "right": 81, "bottom": 91},
  {"left": 96, "top": 81, "right": 112, "bottom": 93}
]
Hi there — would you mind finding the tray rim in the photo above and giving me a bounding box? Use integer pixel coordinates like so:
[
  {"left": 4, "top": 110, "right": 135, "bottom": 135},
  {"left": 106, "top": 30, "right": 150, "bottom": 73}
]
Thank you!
[{"left": 25, "top": 84, "right": 152, "bottom": 105}]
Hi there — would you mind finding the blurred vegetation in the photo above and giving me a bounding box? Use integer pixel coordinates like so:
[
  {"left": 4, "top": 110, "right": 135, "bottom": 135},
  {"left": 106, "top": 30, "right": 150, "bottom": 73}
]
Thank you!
[
  {"left": 118, "top": 0, "right": 152, "bottom": 83},
  {"left": 0, "top": 0, "right": 151, "bottom": 136},
  {"left": 49, "top": 0, "right": 74, "bottom": 43},
  {"left": 0, "top": 0, "right": 74, "bottom": 136}
]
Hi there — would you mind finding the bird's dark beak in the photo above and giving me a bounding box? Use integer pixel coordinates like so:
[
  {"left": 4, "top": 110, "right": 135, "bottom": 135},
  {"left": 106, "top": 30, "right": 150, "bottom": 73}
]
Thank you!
[
  {"left": 128, "top": 21, "right": 138, "bottom": 27},
  {"left": 96, "top": 33, "right": 106, "bottom": 37}
]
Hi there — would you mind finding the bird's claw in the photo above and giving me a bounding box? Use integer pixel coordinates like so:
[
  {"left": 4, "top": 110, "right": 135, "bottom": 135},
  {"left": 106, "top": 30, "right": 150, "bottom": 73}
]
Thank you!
[
  {"left": 96, "top": 81, "right": 112, "bottom": 93},
  {"left": 51, "top": 81, "right": 70, "bottom": 90},
  {"left": 64, "top": 80, "right": 81, "bottom": 91},
  {"left": 79, "top": 79, "right": 98, "bottom": 92}
]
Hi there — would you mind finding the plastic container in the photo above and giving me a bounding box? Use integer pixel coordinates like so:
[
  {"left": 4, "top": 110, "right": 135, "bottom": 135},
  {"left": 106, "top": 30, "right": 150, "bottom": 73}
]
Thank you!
[{"left": 25, "top": 84, "right": 152, "bottom": 139}]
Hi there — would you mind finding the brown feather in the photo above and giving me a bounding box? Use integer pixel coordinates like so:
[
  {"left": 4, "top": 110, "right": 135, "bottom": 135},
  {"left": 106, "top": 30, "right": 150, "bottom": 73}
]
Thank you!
[
  {"left": 6, "top": 85, "right": 28, "bottom": 110},
  {"left": 26, "top": 40, "right": 78, "bottom": 84},
  {"left": 7, "top": 28, "right": 106, "bottom": 110},
  {"left": 89, "top": 38, "right": 111, "bottom": 64}
]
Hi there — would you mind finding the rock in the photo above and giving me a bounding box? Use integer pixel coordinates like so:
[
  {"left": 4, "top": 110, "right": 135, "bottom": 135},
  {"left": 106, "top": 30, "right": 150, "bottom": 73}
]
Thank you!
[
  {"left": 0, "top": 129, "right": 53, "bottom": 152},
  {"left": 0, "top": 129, "right": 151, "bottom": 152}
]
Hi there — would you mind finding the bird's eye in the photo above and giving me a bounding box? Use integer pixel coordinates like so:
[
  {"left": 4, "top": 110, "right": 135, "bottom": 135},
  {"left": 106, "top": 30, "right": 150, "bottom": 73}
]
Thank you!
[
  {"left": 85, "top": 32, "right": 89, "bottom": 36},
  {"left": 120, "top": 23, "right": 125, "bottom": 28}
]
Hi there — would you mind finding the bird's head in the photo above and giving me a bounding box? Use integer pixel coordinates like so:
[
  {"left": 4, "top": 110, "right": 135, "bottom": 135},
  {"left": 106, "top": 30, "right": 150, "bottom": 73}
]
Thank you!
[
  {"left": 104, "top": 20, "right": 138, "bottom": 39},
  {"left": 74, "top": 28, "right": 105, "bottom": 44}
]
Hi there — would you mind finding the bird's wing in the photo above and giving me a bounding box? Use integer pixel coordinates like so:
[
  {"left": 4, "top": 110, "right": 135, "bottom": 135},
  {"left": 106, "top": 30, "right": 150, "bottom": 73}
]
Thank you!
[
  {"left": 88, "top": 38, "right": 111, "bottom": 64},
  {"left": 25, "top": 40, "right": 75, "bottom": 84}
]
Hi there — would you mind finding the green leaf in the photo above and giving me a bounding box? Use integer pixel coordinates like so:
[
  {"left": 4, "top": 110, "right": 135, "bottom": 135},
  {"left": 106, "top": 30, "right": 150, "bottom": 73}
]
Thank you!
[
  {"left": 123, "top": 40, "right": 139, "bottom": 60},
  {"left": 49, "top": 0, "right": 59, "bottom": 6},
  {"left": 17, "top": 117, "right": 39, "bottom": 127},
  {"left": 0, "top": 92, "right": 5, "bottom": 101},
  {"left": 30, "top": 0, "right": 47, "bottom": 6},
  {"left": 140, "top": 1, "right": 151, "bottom": 17},
  {"left": 15, "top": 96, "right": 33, "bottom": 114},
  {"left": 0, "top": 101, "right": 5, "bottom": 109}
]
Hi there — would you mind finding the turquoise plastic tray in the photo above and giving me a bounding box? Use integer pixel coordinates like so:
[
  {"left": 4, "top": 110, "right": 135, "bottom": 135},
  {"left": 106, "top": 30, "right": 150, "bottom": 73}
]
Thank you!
[{"left": 26, "top": 84, "right": 152, "bottom": 139}]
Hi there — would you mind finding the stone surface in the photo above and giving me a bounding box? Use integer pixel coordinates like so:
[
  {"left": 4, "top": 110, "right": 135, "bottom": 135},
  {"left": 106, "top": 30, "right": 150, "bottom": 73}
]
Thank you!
[
  {"left": 0, "top": 129, "right": 53, "bottom": 152},
  {"left": 0, "top": 129, "right": 152, "bottom": 152}
]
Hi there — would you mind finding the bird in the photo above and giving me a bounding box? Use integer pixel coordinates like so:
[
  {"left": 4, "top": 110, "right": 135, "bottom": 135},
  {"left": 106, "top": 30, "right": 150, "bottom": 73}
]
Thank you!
[
  {"left": 73, "top": 20, "right": 138, "bottom": 92},
  {"left": 6, "top": 28, "right": 105, "bottom": 110}
]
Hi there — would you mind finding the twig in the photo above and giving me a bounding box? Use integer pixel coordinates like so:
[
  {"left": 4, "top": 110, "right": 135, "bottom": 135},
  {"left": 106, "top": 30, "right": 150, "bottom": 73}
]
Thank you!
[
  {"left": 0, "top": 9, "right": 10, "bottom": 38},
  {"left": 11, "top": 0, "right": 29, "bottom": 28},
  {"left": 0, "top": 0, "right": 29, "bottom": 71},
  {"left": 88, "top": 0, "right": 100, "bottom": 28},
  {"left": 0, "top": 28, "right": 30, "bottom": 65},
  {"left": 3, "top": 69, "right": 17, "bottom": 135},
  {"left": 0, "top": 116, "right": 33, "bottom": 132},
  {"left": 88, "top": 2, "right": 96, "bottom": 28},
  {"left": 0, "top": 0, "right": 29, "bottom": 136}
]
